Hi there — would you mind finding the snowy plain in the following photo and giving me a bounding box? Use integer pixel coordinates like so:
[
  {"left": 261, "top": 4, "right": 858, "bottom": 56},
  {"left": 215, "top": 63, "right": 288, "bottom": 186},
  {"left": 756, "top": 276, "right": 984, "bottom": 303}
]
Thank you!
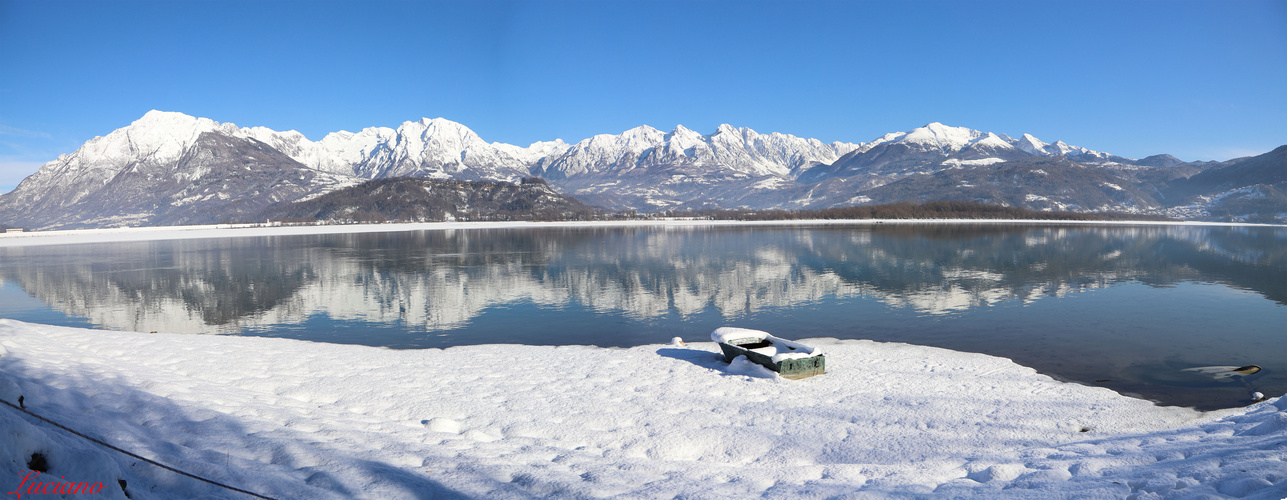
[
  {"left": 2, "top": 321, "right": 1285, "bottom": 499},
  {"left": 0, "top": 221, "right": 1285, "bottom": 498}
]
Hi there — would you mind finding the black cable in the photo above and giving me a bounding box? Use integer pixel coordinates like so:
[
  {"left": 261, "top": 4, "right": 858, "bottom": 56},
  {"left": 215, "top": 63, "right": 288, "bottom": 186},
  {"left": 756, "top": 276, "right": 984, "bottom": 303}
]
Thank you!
[{"left": 0, "top": 397, "right": 278, "bottom": 500}]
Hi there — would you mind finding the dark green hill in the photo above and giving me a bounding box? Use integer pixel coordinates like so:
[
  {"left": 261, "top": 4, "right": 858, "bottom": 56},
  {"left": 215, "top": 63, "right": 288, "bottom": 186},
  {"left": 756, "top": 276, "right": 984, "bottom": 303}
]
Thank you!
[
  {"left": 1164, "top": 145, "right": 1287, "bottom": 202},
  {"left": 1160, "top": 145, "right": 1287, "bottom": 222},
  {"left": 258, "top": 177, "right": 601, "bottom": 223},
  {"left": 857, "top": 157, "right": 1161, "bottom": 213}
]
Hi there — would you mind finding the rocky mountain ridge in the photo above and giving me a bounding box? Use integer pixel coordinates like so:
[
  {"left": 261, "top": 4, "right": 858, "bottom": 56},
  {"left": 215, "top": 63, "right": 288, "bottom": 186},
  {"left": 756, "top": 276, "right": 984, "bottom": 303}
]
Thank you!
[{"left": 1, "top": 110, "right": 1282, "bottom": 229}]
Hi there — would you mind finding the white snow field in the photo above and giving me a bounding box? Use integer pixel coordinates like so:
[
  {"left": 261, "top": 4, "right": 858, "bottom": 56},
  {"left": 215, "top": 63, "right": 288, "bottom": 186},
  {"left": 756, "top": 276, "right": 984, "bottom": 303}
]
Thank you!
[{"left": 1, "top": 320, "right": 1285, "bottom": 499}]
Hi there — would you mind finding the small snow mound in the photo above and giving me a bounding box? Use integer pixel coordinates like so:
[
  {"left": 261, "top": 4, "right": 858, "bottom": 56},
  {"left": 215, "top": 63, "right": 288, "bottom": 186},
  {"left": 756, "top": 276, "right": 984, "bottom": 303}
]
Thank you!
[
  {"left": 463, "top": 429, "right": 501, "bottom": 442},
  {"left": 967, "top": 463, "right": 1027, "bottom": 483},
  {"left": 1216, "top": 477, "right": 1276, "bottom": 497},
  {"left": 726, "top": 355, "right": 777, "bottom": 379},
  {"left": 423, "top": 417, "right": 461, "bottom": 434},
  {"left": 1237, "top": 412, "right": 1287, "bottom": 436}
]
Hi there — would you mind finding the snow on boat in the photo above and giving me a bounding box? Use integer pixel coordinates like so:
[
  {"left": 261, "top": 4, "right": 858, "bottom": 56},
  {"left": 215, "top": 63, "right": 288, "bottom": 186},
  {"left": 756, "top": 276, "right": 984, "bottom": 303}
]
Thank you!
[{"left": 711, "top": 327, "right": 825, "bottom": 380}]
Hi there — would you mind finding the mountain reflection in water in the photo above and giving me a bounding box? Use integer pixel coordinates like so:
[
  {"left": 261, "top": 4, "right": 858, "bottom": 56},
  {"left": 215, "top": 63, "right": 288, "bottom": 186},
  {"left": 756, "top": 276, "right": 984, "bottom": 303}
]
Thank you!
[{"left": 1, "top": 223, "right": 1284, "bottom": 410}]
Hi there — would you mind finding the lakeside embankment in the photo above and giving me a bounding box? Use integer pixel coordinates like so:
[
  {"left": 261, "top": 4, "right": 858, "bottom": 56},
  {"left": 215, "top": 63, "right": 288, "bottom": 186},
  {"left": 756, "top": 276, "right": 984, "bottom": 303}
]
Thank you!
[{"left": 2, "top": 218, "right": 1282, "bottom": 248}]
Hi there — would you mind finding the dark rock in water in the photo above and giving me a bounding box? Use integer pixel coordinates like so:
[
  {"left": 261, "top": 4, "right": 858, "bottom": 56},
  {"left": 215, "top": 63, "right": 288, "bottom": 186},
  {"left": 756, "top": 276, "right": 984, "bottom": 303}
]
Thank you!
[
  {"left": 1181, "top": 364, "right": 1263, "bottom": 381},
  {"left": 1234, "top": 365, "right": 1262, "bottom": 375}
]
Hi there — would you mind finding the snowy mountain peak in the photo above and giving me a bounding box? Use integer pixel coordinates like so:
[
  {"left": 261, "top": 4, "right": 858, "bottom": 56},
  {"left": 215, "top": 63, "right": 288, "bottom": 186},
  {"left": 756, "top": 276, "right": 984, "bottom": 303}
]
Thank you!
[
  {"left": 1015, "top": 133, "right": 1048, "bottom": 154},
  {"left": 667, "top": 124, "right": 705, "bottom": 143},
  {"left": 621, "top": 124, "right": 664, "bottom": 140},
  {"left": 398, "top": 117, "right": 480, "bottom": 142},
  {"left": 1009, "top": 133, "right": 1117, "bottom": 160},
  {"left": 132, "top": 109, "right": 227, "bottom": 131},
  {"left": 538, "top": 122, "right": 861, "bottom": 180},
  {"left": 80, "top": 111, "right": 240, "bottom": 167},
  {"left": 863, "top": 123, "right": 1006, "bottom": 155},
  {"left": 494, "top": 138, "right": 571, "bottom": 165},
  {"left": 130, "top": 110, "right": 249, "bottom": 138},
  {"left": 904, "top": 123, "right": 990, "bottom": 151},
  {"left": 575, "top": 126, "right": 662, "bottom": 152},
  {"left": 243, "top": 126, "right": 306, "bottom": 141},
  {"left": 710, "top": 124, "right": 747, "bottom": 141},
  {"left": 135, "top": 109, "right": 192, "bottom": 125},
  {"left": 974, "top": 132, "right": 1011, "bottom": 150},
  {"left": 855, "top": 123, "right": 1123, "bottom": 161}
]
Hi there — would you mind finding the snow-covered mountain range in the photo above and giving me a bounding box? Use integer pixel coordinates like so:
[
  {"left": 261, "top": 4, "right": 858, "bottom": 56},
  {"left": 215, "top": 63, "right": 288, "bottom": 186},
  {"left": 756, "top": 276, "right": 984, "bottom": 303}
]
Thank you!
[{"left": 0, "top": 110, "right": 1281, "bottom": 229}]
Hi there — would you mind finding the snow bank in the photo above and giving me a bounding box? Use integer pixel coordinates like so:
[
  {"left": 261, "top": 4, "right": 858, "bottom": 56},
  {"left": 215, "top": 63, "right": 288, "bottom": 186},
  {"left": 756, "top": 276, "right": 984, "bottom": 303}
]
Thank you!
[
  {"left": 0, "top": 319, "right": 1283, "bottom": 498},
  {"left": 1, "top": 219, "right": 1281, "bottom": 248}
]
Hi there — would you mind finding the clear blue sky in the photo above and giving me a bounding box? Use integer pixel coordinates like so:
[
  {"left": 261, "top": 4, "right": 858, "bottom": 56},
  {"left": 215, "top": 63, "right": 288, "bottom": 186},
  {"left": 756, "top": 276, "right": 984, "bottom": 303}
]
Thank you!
[{"left": 1, "top": 0, "right": 1284, "bottom": 191}]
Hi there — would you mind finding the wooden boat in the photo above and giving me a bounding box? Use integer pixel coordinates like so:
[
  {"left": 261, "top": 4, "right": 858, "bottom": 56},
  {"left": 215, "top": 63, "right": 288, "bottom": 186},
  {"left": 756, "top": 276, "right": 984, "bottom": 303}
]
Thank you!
[{"left": 711, "top": 327, "right": 825, "bottom": 380}]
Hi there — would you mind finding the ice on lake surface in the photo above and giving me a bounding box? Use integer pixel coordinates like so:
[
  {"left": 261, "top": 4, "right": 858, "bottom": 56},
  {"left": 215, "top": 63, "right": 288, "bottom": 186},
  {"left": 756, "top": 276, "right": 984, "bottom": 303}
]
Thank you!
[{"left": 1, "top": 223, "right": 1284, "bottom": 410}]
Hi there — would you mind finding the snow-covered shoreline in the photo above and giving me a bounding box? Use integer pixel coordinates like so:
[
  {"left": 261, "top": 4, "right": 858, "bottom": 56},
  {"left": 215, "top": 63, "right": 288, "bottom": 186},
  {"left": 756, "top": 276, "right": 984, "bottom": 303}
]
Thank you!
[
  {"left": 2, "top": 220, "right": 1285, "bottom": 497},
  {"left": 1, "top": 320, "right": 1284, "bottom": 498},
  {"left": 1, "top": 218, "right": 1282, "bottom": 248}
]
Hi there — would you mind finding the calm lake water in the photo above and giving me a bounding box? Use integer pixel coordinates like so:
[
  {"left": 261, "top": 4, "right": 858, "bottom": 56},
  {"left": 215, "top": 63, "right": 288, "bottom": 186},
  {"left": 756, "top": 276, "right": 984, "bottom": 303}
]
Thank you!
[{"left": 1, "top": 223, "right": 1284, "bottom": 410}]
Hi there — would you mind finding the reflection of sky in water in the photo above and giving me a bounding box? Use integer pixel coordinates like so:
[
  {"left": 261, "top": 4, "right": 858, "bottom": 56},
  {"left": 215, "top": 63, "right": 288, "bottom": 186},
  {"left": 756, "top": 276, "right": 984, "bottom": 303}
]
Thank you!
[{"left": 0, "top": 224, "right": 1284, "bottom": 410}]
